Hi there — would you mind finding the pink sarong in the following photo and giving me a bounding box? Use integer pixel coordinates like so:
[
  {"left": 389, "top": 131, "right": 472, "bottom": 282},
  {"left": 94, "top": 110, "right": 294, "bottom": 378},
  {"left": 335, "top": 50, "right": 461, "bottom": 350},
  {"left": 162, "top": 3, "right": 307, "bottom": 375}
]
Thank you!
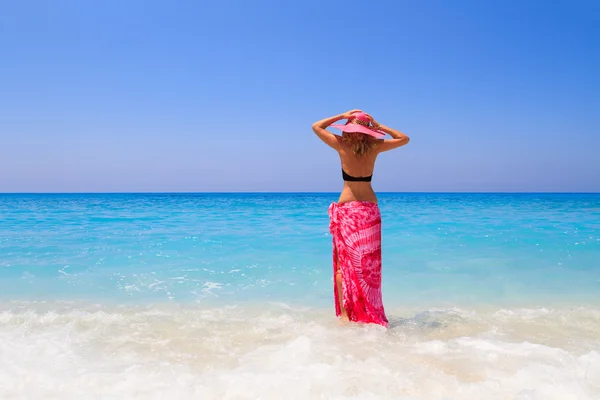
[{"left": 328, "top": 201, "right": 388, "bottom": 327}]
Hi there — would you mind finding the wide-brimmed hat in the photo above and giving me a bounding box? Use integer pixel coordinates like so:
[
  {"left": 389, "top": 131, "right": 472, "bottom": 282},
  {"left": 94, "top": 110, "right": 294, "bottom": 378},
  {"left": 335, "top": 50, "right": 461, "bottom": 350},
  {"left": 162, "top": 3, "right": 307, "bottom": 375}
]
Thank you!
[{"left": 330, "top": 112, "right": 385, "bottom": 138}]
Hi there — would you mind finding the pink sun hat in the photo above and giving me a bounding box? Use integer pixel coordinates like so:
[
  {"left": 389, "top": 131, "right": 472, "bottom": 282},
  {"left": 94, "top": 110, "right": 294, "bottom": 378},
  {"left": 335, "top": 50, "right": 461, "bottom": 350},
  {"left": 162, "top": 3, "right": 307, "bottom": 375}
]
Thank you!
[{"left": 330, "top": 112, "right": 386, "bottom": 138}]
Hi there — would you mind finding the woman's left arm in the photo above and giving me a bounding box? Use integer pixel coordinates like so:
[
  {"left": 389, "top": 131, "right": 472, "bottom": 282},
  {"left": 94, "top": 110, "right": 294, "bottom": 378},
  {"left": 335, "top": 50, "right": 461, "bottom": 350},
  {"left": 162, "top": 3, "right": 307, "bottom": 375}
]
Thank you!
[{"left": 311, "top": 109, "right": 361, "bottom": 150}]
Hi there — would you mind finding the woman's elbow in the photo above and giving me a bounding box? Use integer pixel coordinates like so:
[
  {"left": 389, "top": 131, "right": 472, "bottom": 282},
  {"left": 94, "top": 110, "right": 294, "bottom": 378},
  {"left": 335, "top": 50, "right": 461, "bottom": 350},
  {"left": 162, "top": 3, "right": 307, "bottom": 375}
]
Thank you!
[
  {"left": 395, "top": 135, "right": 410, "bottom": 145},
  {"left": 311, "top": 122, "right": 323, "bottom": 133}
]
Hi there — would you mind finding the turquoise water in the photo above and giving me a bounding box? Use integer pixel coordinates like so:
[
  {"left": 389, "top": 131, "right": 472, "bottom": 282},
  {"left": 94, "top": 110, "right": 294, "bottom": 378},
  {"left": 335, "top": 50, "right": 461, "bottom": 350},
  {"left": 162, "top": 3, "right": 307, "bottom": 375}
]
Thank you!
[
  {"left": 1, "top": 193, "right": 599, "bottom": 306},
  {"left": 1, "top": 193, "right": 600, "bottom": 399}
]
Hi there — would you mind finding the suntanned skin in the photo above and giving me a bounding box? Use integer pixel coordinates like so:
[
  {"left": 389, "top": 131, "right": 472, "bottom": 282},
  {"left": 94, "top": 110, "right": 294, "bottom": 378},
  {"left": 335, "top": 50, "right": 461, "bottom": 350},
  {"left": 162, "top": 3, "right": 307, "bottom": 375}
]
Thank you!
[{"left": 311, "top": 109, "right": 410, "bottom": 321}]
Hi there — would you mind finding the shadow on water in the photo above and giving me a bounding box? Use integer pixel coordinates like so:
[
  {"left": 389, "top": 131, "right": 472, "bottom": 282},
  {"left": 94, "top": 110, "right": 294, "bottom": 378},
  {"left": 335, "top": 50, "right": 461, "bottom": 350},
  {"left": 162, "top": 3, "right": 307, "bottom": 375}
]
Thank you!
[{"left": 387, "top": 310, "right": 464, "bottom": 331}]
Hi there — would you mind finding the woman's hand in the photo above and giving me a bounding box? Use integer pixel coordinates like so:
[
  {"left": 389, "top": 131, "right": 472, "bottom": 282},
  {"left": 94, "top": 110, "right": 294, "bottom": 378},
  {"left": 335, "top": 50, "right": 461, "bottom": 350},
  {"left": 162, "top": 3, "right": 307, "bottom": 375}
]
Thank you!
[
  {"left": 340, "top": 109, "right": 362, "bottom": 119},
  {"left": 363, "top": 114, "right": 410, "bottom": 146},
  {"left": 364, "top": 113, "right": 381, "bottom": 130}
]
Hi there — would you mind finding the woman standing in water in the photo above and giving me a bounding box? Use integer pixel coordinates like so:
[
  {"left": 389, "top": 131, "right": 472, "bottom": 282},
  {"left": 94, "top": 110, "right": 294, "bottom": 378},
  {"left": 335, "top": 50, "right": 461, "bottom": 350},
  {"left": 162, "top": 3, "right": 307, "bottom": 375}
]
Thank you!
[{"left": 311, "top": 110, "right": 410, "bottom": 327}]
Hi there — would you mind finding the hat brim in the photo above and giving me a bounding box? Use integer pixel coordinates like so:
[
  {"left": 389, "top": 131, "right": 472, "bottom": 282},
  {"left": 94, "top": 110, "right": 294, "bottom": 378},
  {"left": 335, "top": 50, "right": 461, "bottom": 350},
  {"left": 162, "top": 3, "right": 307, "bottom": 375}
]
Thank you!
[{"left": 330, "top": 123, "right": 386, "bottom": 139}]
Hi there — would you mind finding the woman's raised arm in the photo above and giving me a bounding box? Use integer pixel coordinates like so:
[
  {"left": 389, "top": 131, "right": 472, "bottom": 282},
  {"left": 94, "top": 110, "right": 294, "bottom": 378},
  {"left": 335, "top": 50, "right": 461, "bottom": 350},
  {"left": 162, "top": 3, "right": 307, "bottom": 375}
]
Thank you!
[{"left": 311, "top": 109, "right": 362, "bottom": 149}]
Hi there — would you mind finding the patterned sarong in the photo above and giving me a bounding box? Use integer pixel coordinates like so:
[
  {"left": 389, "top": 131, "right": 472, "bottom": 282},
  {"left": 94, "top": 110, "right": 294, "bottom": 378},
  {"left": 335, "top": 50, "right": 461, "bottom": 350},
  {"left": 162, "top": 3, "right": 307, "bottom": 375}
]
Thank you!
[{"left": 328, "top": 201, "right": 388, "bottom": 327}]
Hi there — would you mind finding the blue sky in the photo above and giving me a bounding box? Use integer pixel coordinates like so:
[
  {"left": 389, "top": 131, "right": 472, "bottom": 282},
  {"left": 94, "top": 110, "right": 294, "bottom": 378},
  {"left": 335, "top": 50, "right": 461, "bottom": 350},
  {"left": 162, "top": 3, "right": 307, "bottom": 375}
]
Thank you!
[{"left": 1, "top": 0, "right": 598, "bottom": 192}]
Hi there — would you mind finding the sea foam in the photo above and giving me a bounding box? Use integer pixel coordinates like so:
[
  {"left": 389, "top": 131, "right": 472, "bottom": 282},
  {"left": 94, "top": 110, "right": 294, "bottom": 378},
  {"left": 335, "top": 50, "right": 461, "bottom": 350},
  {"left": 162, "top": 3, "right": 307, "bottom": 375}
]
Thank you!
[{"left": 1, "top": 302, "right": 599, "bottom": 399}]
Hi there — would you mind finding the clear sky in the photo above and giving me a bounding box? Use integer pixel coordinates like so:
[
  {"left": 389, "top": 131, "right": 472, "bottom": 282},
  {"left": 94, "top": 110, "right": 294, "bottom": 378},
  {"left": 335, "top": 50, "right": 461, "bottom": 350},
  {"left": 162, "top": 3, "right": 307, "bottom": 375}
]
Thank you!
[{"left": 1, "top": 0, "right": 599, "bottom": 192}]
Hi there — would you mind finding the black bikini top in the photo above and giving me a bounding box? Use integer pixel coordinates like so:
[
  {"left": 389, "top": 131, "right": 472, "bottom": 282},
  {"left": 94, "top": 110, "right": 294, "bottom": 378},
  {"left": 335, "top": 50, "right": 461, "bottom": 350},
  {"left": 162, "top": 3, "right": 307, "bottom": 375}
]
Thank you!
[{"left": 342, "top": 169, "right": 373, "bottom": 182}]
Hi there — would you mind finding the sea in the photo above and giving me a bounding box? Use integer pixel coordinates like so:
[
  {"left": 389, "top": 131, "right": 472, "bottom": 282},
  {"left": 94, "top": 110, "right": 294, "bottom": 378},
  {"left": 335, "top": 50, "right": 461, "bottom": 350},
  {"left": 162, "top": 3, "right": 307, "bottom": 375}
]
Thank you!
[{"left": 0, "top": 193, "right": 599, "bottom": 399}]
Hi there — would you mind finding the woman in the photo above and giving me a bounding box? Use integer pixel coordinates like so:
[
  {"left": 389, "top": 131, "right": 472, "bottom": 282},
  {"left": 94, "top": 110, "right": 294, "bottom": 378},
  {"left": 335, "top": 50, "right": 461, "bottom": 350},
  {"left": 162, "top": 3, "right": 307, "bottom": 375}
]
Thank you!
[{"left": 311, "top": 109, "right": 410, "bottom": 327}]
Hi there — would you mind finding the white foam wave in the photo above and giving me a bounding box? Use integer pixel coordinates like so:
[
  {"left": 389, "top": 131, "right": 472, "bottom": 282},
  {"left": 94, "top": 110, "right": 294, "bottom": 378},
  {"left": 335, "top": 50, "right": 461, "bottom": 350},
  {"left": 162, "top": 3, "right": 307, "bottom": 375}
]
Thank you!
[{"left": 0, "top": 302, "right": 599, "bottom": 399}]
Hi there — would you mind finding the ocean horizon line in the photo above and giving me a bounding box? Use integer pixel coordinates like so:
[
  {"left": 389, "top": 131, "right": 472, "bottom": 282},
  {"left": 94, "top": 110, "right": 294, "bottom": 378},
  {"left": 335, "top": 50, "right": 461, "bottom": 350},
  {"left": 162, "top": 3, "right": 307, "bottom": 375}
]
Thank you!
[{"left": 0, "top": 191, "right": 598, "bottom": 195}]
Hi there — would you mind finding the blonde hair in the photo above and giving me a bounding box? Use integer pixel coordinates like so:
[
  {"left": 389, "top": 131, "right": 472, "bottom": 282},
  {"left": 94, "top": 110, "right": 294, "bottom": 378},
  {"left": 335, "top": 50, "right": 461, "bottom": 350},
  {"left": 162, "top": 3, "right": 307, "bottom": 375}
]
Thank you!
[{"left": 341, "top": 132, "right": 379, "bottom": 156}]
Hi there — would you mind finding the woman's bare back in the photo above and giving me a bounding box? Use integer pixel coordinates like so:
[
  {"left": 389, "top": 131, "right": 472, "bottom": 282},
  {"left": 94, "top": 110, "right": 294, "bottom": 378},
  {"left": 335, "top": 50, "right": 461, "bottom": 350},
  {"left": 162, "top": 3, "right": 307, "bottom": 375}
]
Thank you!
[{"left": 336, "top": 141, "right": 379, "bottom": 204}]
